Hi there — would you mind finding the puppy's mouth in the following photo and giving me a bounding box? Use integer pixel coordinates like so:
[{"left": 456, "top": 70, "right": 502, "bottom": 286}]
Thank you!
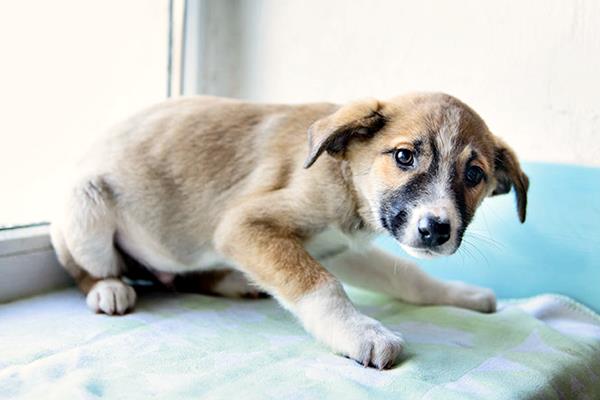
[
  {"left": 399, "top": 244, "right": 445, "bottom": 259},
  {"left": 397, "top": 234, "right": 463, "bottom": 259}
]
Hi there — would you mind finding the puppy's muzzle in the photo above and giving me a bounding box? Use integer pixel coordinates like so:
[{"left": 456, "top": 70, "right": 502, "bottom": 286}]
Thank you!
[{"left": 417, "top": 215, "right": 451, "bottom": 247}]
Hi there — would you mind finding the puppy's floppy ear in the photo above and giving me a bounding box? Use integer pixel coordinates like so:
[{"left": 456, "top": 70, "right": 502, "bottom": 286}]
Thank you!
[
  {"left": 491, "top": 136, "right": 530, "bottom": 223},
  {"left": 303, "top": 98, "right": 386, "bottom": 168}
]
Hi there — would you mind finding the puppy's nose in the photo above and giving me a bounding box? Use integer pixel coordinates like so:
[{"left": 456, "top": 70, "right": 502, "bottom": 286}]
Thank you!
[{"left": 418, "top": 217, "right": 451, "bottom": 246}]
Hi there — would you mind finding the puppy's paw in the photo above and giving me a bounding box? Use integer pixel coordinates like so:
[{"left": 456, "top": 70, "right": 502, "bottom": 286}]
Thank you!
[
  {"left": 335, "top": 317, "right": 405, "bottom": 369},
  {"left": 86, "top": 279, "right": 137, "bottom": 315},
  {"left": 445, "top": 281, "right": 496, "bottom": 313}
]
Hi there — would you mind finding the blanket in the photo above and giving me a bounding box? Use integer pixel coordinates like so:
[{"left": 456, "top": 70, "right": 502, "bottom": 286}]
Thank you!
[{"left": 1, "top": 288, "right": 599, "bottom": 399}]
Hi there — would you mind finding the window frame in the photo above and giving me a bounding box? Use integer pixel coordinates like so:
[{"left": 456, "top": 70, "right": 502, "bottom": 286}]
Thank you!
[
  {"left": 0, "top": 224, "right": 71, "bottom": 302},
  {"left": 0, "top": 0, "right": 193, "bottom": 303}
]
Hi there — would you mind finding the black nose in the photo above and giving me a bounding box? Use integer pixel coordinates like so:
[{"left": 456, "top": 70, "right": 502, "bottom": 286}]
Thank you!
[{"left": 418, "top": 217, "right": 451, "bottom": 246}]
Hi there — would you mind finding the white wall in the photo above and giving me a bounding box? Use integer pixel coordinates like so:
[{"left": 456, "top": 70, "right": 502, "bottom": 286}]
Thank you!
[
  {"left": 0, "top": 1, "right": 168, "bottom": 226},
  {"left": 198, "top": 0, "right": 600, "bottom": 166}
]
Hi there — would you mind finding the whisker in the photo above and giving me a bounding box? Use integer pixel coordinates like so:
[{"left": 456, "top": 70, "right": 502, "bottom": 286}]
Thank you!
[
  {"left": 458, "top": 241, "right": 477, "bottom": 264},
  {"left": 456, "top": 246, "right": 467, "bottom": 267},
  {"left": 462, "top": 238, "right": 491, "bottom": 268},
  {"left": 464, "top": 231, "right": 506, "bottom": 252}
]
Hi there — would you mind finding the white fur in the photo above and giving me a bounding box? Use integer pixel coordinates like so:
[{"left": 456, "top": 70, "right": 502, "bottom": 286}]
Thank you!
[
  {"left": 304, "top": 227, "right": 374, "bottom": 260},
  {"left": 116, "top": 214, "right": 229, "bottom": 273},
  {"left": 86, "top": 279, "right": 137, "bottom": 315},
  {"left": 293, "top": 281, "right": 404, "bottom": 368},
  {"left": 59, "top": 178, "right": 121, "bottom": 278},
  {"left": 115, "top": 220, "right": 375, "bottom": 278},
  {"left": 433, "top": 106, "right": 461, "bottom": 200}
]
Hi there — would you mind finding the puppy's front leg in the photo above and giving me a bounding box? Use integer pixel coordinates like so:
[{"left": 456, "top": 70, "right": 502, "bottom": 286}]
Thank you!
[
  {"left": 214, "top": 203, "right": 404, "bottom": 369},
  {"left": 324, "top": 247, "right": 496, "bottom": 313}
]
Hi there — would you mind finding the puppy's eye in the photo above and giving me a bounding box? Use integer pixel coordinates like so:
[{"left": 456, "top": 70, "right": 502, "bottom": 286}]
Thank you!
[
  {"left": 465, "top": 165, "right": 485, "bottom": 187},
  {"left": 394, "top": 149, "right": 414, "bottom": 167}
]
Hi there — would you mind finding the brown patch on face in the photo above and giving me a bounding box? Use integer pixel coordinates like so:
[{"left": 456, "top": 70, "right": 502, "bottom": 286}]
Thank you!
[
  {"left": 345, "top": 109, "right": 436, "bottom": 216},
  {"left": 370, "top": 139, "right": 424, "bottom": 194},
  {"left": 450, "top": 146, "right": 492, "bottom": 230}
]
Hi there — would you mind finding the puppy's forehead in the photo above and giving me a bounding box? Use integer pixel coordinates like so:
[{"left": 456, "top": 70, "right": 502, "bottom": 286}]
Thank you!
[{"left": 384, "top": 94, "right": 494, "bottom": 162}]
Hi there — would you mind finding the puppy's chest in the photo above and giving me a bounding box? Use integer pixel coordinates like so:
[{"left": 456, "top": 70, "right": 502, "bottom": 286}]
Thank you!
[{"left": 304, "top": 227, "right": 375, "bottom": 260}]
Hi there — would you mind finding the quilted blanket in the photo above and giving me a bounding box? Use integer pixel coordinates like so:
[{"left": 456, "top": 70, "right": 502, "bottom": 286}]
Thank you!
[{"left": 1, "top": 288, "right": 599, "bottom": 399}]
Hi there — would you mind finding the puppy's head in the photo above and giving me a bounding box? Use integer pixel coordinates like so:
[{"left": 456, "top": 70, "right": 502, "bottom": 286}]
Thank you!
[{"left": 304, "top": 93, "right": 529, "bottom": 258}]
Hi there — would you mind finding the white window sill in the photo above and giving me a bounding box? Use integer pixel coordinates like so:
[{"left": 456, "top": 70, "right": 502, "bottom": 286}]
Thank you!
[{"left": 0, "top": 224, "right": 72, "bottom": 303}]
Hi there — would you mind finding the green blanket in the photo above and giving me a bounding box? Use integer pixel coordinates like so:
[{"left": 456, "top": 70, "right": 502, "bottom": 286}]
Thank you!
[{"left": 1, "top": 288, "right": 599, "bottom": 399}]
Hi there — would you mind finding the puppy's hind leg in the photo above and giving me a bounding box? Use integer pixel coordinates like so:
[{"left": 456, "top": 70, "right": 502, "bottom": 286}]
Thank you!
[
  {"left": 51, "top": 177, "right": 136, "bottom": 315},
  {"left": 173, "top": 268, "right": 268, "bottom": 299}
]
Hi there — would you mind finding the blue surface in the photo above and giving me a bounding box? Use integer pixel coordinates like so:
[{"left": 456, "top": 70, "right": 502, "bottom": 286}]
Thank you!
[{"left": 376, "top": 162, "right": 600, "bottom": 312}]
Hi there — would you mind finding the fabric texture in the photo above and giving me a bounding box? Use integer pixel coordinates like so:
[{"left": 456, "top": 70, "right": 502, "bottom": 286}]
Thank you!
[{"left": 1, "top": 288, "right": 599, "bottom": 399}]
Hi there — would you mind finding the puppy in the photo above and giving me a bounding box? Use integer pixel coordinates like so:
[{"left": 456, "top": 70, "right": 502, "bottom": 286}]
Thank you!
[{"left": 50, "top": 93, "right": 528, "bottom": 369}]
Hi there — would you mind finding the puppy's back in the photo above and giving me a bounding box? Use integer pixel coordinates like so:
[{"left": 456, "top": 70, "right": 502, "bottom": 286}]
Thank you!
[{"left": 67, "top": 96, "right": 337, "bottom": 252}]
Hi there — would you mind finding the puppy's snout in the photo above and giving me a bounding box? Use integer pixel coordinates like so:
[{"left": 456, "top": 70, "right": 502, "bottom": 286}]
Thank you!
[{"left": 418, "top": 216, "right": 451, "bottom": 247}]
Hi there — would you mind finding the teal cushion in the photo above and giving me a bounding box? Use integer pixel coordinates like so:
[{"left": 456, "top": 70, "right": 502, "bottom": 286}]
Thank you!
[{"left": 377, "top": 162, "right": 600, "bottom": 312}]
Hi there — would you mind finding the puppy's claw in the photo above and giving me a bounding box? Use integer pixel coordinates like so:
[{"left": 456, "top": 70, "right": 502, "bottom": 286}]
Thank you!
[{"left": 337, "top": 319, "right": 404, "bottom": 370}]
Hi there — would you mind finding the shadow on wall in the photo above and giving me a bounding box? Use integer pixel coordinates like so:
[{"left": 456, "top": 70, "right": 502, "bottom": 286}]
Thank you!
[{"left": 376, "top": 162, "right": 600, "bottom": 312}]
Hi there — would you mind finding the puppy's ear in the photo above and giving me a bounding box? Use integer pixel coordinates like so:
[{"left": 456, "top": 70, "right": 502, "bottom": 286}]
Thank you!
[
  {"left": 490, "top": 136, "right": 530, "bottom": 223},
  {"left": 303, "top": 99, "right": 386, "bottom": 168}
]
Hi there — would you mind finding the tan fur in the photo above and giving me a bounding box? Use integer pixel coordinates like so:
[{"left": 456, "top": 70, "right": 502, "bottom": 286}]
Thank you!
[{"left": 50, "top": 93, "right": 528, "bottom": 368}]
